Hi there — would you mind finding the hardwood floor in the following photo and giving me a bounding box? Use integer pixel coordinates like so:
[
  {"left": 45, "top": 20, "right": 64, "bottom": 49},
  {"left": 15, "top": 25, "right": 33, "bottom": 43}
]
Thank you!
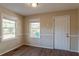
[{"left": 1, "top": 45, "right": 79, "bottom": 56}]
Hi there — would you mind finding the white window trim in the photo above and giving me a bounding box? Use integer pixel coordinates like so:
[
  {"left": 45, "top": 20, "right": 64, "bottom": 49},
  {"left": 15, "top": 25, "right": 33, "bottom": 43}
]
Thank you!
[
  {"left": 1, "top": 16, "right": 17, "bottom": 41},
  {"left": 29, "top": 18, "right": 40, "bottom": 39}
]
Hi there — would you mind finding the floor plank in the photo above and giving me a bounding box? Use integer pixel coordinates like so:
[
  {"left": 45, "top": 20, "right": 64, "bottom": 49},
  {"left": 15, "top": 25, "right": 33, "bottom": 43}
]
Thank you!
[{"left": 1, "top": 45, "right": 79, "bottom": 56}]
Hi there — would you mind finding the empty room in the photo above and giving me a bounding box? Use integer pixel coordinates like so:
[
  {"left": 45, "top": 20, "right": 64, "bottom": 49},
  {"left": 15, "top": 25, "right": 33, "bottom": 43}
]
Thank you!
[{"left": 0, "top": 3, "right": 79, "bottom": 56}]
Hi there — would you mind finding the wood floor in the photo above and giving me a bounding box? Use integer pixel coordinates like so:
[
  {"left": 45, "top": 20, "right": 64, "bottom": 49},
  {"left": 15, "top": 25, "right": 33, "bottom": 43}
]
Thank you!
[{"left": 2, "top": 45, "right": 79, "bottom": 56}]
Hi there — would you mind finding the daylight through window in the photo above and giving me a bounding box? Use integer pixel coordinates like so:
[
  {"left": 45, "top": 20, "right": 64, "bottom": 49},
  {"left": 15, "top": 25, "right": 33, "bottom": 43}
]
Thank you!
[
  {"left": 2, "top": 18, "right": 16, "bottom": 39},
  {"left": 30, "top": 22, "right": 40, "bottom": 38}
]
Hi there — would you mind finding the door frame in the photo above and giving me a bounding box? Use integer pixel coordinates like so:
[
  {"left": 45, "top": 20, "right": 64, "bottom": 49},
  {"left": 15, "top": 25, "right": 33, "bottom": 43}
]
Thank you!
[{"left": 52, "top": 15, "right": 71, "bottom": 50}]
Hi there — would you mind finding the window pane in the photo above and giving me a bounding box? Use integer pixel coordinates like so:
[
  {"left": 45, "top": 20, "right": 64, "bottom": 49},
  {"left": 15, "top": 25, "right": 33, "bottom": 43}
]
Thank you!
[
  {"left": 2, "top": 18, "right": 16, "bottom": 39},
  {"left": 30, "top": 22, "right": 40, "bottom": 38}
]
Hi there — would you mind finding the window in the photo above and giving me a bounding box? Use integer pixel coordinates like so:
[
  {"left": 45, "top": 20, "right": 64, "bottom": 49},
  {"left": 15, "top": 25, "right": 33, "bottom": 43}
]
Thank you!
[
  {"left": 2, "top": 18, "right": 16, "bottom": 39},
  {"left": 30, "top": 22, "right": 40, "bottom": 38}
]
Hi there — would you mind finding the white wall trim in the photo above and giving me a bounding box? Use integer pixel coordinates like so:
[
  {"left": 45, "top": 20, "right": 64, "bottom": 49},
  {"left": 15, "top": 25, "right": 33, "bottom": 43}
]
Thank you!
[
  {"left": 25, "top": 44, "right": 79, "bottom": 53},
  {"left": 25, "top": 44, "right": 54, "bottom": 49},
  {"left": 0, "top": 44, "right": 23, "bottom": 55},
  {"left": 70, "top": 50, "right": 79, "bottom": 53}
]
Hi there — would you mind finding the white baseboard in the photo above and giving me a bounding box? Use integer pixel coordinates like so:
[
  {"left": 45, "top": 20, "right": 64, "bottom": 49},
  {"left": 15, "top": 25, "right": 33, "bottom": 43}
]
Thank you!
[
  {"left": 0, "top": 44, "right": 23, "bottom": 55},
  {"left": 25, "top": 44, "right": 79, "bottom": 53},
  {"left": 25, "top": 44, "right": 54, "bottom": 49},
  {"left": 70, "top": 50, "right": 79, "bottom": 53}
]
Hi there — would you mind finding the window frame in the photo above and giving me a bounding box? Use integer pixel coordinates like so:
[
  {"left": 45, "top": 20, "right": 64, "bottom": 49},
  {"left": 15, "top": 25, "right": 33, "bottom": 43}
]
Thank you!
[
  {"left": 29, "top": 22, "right": 40, "bottom": 39},
  {"left": 1, "top": 17, "right": 16, "bottom": 40}
]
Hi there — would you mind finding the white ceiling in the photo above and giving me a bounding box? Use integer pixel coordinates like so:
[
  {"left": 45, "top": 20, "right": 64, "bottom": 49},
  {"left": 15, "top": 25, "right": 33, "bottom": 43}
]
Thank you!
[{"left": 0, "top": 3, "right": 79, "bottom": 16}]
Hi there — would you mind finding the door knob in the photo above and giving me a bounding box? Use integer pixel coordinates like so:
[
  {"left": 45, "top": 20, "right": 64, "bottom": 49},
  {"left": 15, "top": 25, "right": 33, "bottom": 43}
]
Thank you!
[
  {"left": 67, "top": 35, "right": 69, "bottom": 37},
  {"left": 66, "top": 33, "right": 69, "bottom": 37}
]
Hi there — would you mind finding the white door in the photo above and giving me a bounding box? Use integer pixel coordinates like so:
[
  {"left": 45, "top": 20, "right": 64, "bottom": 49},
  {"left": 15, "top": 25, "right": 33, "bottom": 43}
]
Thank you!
[{"left": 54, "top": 15, "right": 70, "bottom": 50}]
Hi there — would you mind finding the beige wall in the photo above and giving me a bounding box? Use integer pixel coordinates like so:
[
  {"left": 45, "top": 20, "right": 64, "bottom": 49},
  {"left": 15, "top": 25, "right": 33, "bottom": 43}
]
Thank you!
[
  {"left": 0, "top": 6, "right": 79, "bottom": 54},
  {"left": 78, "top": 8, "right": 79, "bottom": 51},
  {"left": 0, "top": 6, "right": 24, "bottom": 54},
  {"left": 24, "top": 9, "right": 79, "bottom": 51}
]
